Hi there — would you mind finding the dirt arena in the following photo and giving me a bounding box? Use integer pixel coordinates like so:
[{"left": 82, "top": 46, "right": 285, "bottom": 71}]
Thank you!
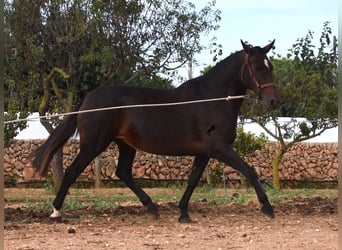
[{"left": 4, "top": 188, "right": 338, "bottom": 250}]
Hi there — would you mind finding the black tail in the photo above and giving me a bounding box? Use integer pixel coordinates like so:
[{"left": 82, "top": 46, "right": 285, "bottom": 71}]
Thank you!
[{"left": 31, "top": 114, "right": 78, "bottom": 177}]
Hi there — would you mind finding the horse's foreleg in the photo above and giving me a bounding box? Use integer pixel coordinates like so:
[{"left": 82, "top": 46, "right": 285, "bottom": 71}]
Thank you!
[
  {"left": 115, "top": 142, "right": 158, "bottom": 216},
  {"left": 178, "top": 155, "right": 209, "bottom": 223},
  {"left": 210, "top": 146, "right": 274, "bottom": 218}
]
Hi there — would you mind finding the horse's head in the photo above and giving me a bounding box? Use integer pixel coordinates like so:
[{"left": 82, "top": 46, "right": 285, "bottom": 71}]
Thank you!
[{"left": 240, "top": 40, "right": 280, "bottom": 110}]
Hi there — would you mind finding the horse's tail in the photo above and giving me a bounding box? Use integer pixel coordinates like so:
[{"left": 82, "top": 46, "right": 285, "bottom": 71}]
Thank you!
[{"left": 31, "top": 113, "right": 78, "bottom": 177}]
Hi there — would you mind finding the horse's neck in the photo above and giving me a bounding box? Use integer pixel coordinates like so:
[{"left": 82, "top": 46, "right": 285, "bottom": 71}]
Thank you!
[
  {"left": 176, "top": 52, "right": 247, "bottom": 100},
  {"left": 202, "top": 55, "right": 246, "bottom": 97}
]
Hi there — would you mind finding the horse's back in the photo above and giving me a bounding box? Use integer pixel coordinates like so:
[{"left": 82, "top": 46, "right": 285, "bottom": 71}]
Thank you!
[{"left": 81, "top": 85, "right": 178, "bottom": 108}]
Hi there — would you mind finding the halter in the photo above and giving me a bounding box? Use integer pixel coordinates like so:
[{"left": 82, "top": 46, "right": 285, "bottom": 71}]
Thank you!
[{"left": 240, "top": 54, "right": 276, "bottom": 96}]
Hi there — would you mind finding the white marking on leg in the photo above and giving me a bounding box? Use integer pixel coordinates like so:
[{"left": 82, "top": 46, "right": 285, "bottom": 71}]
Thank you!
[{"left": 50, "top": 206, "right": 61, "bottom": 218}]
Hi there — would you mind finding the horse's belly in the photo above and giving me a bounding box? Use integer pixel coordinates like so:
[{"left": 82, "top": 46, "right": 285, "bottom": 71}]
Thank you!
[
  {"left": 118, "top": 124, "right": 205, "bottom": 156},
  {"left": 139, "top": 139, "right": 205, "bottom": 156}
]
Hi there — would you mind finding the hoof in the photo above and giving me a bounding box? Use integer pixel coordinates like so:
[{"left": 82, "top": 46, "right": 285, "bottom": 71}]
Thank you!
[
  {"left": 147, "top": 210, "right": 160, "bottom": 219},
  {"left": 49, "top": 207, "right": 62, "bottom": 222},
  {"left": 261, "top": 205, "right": 275, "bottom": 219},
  {"left": 147, "top": 205, "right": 160, "bottom": 218},
  {"left": 49, "top": 215, "right": 62, "bottom": 223},
  {"left": 178, "top": 216, "right": 194, "bottom": 223}
]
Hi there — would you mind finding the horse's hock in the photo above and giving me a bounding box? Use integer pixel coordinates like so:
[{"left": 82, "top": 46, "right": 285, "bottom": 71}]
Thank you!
[{"left": 4, "top": 139, "right": 338, "bottom": 186}]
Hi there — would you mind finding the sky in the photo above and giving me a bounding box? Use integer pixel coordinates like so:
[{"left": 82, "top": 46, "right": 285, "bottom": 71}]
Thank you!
[
  {"left": 179, "top": 0, "right": 338, "bottom": 78},
  {"left": 15, "top": 0, "right": 338, "bottom": 142}
]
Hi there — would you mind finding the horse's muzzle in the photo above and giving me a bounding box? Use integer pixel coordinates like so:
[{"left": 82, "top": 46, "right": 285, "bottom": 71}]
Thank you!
[
  {"left": 260, "top": 88, "right": 280, "bottom": 110},
  {"left": 264, "top": 94, "right": 280, "bottom": 110}
]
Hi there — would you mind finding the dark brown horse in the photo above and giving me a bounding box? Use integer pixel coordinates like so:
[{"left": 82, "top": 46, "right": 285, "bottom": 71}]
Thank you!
[{"left": 32, "top": 40, "right": 280, "bottom": 223}]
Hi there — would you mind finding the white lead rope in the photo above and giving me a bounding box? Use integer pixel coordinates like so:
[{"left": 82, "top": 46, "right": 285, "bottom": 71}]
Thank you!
[{"left": 4, "top": 95, "right": 246, "bottom": 125}]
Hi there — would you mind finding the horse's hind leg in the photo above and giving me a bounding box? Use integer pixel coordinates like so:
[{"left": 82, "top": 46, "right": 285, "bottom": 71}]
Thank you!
[
  {"left": 51, "top": 138, "right": 112, "bottom": 219},
  {"left": 178, "top": 155, "right": 209, "bottom": 223},
  {"left": 115, "top": 141, "right": 158, "bottom": 216}
]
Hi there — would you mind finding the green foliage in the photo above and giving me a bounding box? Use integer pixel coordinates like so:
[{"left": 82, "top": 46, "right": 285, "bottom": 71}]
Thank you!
[
  {"left": 4, "top": 114, "right": 27, "bottom": 147},
  {"left": 277, "top": 22, "right": 337, "bottom": 119},
  {"left": 233, "top": 126, "right": 267, "bottom": 157},
  {"left": 4, "top": 0, "right": 221, "bottom": 144},
  {"left": 200, "top": 65, "right": 213, "bottom": 75},
  {"left": 208, "top": 167, "right": 224, "bottom": 187}
]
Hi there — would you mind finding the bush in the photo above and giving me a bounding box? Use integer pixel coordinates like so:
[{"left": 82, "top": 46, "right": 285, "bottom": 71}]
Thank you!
[{"left": 233, "top": 125, "right": 267, "bottom": 157}]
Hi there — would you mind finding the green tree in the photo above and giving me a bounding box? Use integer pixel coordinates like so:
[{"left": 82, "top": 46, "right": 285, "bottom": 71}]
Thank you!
[
  {"left": 5, "top": 0, "right": 221, "bottom": 189},
  {"left": 241, "top": 22, "right": 338, "bottom": 188}
]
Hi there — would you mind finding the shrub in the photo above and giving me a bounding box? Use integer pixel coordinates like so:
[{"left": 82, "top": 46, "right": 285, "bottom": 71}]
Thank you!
[{"left": 233, "top": 125, "right": 267, "bottom": 157}]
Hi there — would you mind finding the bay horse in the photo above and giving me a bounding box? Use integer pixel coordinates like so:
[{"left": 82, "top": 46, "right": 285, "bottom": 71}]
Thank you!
[{"left": 32, "top": 40, "right": 280, "bottom": 223}]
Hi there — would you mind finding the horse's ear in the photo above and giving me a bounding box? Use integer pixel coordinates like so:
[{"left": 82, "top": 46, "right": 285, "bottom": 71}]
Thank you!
[
  {"left": 241, "top": 40, "right": 252, "bottom": 54},
  {"left": 262, "top": 39, "right": 275, "bottom": 53}
]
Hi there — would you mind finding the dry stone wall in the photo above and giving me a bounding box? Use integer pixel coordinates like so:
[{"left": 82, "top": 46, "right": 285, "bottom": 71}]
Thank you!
[{"left": 4, "top": 139, "right": 338, "bottom": 185}]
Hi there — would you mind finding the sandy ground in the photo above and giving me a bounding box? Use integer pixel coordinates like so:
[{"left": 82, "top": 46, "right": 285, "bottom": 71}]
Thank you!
[{"left": 4, "top": 188, "right": 338, "bottom": 250}]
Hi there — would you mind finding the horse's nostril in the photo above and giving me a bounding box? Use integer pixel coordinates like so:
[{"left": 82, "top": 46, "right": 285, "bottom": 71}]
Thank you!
[{"left": 270, "top": 99, "right": 275, "bottom": 108}]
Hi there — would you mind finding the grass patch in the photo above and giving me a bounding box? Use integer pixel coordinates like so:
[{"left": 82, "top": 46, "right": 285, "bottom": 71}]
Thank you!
[
  {"left": 89, "top": 196, "right": 120, "bottom": 211},
  {"left": 6, "top": 186, "right": 337, "bottom": 214},
  {"left": 266, "top": 188, "right": 333, "bottom": 204},
  {"left": 26, "top": 199, "right": 87, "bottom": 213}
]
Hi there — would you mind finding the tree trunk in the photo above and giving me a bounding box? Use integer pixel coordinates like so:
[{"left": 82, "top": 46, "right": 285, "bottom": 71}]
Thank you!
[
  {"left": 240, "top": 160, "right": 248, "bottom": 187},
  {"left": 94, "top": 156, "right": 102, "bottom": 188},
  {"left": 51, "top": 147, "right": 64, "bottom": 194},
  {"left": 40, "top": 119, "right": 64, "bottom": 194},
  {"left": 272, "top": 146, "right": 286, "bottom": 189},
  {"left": 206, "top": 167, "right": 211, "bottom": 185},
  {"left": 38, "top": 67, "right": 72, "bottom": 193},
  {"left": 271, "top": 151, "right": 281, "bottom": 189}
]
